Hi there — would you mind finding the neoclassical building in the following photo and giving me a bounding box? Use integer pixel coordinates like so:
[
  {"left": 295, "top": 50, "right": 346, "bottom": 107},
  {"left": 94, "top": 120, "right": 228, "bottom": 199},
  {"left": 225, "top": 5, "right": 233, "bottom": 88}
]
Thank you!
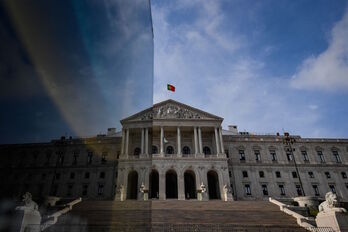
[{"left": 1, "top": 99, "right": 348, "bottom": 202}]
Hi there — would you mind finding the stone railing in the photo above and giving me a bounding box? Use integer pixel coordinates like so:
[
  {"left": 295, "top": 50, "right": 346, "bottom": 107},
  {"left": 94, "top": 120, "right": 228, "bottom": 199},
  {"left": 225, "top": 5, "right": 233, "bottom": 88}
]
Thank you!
[{"left": 269, "top": 197, "right": 318, "bottom": 231}]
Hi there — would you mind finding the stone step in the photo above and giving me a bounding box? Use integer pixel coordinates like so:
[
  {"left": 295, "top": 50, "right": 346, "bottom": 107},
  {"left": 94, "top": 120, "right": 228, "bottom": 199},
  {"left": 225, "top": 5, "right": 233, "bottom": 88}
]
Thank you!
[{"left": 50, "top": 200, "right": 306, "bottom": 231}]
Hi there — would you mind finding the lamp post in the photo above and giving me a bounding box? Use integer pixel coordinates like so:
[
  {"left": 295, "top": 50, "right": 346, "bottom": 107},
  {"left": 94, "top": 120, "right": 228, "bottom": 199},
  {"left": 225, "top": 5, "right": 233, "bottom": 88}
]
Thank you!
[{"left": 282, "top": 132, "right": 306, "bottom": 196}]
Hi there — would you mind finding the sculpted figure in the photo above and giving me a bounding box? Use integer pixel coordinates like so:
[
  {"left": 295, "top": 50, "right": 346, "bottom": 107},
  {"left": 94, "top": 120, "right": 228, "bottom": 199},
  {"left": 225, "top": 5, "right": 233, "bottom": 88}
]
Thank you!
[
  {"left": 16, "top": 192, "right": 41, "bottom": 232},
  {"left": 223, "top": 184, "right": 229, "bottom": 194},
  {"left": 319, "top": 192, "right": 347, "bottom": 213},
  {"left": 139, "top": 182, "right": 145, "bottom": 193},
  {"left": 200, "top": 182, "right": 206, "bottom": 193}
]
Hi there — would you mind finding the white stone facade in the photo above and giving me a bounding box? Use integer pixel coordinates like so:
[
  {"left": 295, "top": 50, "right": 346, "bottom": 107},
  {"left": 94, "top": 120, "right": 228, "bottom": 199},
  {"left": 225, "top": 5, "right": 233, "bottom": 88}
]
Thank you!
[{"left": 0, "top": 99, "right": 347, "bottom": 202}]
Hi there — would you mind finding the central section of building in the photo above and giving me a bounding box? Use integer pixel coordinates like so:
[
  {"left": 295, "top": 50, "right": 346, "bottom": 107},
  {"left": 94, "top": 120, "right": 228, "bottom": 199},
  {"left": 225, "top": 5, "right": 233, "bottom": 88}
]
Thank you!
[{"left": 116, "top": 99, "right": 233, "bottom": 201}]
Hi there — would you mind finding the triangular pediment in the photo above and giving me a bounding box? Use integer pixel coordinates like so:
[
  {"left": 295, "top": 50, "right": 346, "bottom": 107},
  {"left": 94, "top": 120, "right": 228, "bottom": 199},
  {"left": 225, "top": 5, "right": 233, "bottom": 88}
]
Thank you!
[{"left": 121, "top": 99, "right": 223, "bottom": 123}]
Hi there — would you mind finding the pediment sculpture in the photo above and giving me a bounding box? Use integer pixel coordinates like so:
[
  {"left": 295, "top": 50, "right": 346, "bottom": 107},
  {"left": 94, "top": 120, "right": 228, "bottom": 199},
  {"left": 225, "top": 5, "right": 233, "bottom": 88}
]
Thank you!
[{"left": 140, "top": 104, "right": 204, "bottom": 120}]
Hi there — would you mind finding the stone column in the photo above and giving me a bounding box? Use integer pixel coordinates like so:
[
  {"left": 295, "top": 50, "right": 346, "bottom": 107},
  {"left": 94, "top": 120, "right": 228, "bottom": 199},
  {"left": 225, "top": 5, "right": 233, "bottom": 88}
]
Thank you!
[
  {"left": 145, "top": 128, "right": 149, "bottom": 155},
  {"left": 141, "top": 128, "right": 144, "bottom": 154},
  {"left": 214, "top": 127, "right": 220, "bottom": 154},
  {"left": 160, "top": 126, "right": 164, "bottom": 156},
  {"left": 177, "top": 127, "right": 181, "bottom": 157},
  {"left": 198, "top": 127, "right": 203, "bottom": 154},
  {"left": 219, "top": 127, "right": 224, "bottom": 154},
  {"left": 159, "top": 172, "right": 165, "bottom": 200},
  {"left": 178, "top": 174, "right": 185, "bottom": 200},
  {"left": 121, "top": 129, "right": 125, "bottom": 156},
  {"left": 125, "top": 129, "right": 129, "bottom": 158},
  {"left": 194, "top": 127, "right": 198, "bottom": 155}
]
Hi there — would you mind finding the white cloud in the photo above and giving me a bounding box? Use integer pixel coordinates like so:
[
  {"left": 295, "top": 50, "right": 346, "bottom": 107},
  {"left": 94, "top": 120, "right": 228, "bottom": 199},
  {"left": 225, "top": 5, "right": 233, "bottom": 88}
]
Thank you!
[
  {"left": 291, "top": 9, "right": 348, "bottom": 91},
  {"left": 152, "top": 0, "right": 324, "bottom": 137}
]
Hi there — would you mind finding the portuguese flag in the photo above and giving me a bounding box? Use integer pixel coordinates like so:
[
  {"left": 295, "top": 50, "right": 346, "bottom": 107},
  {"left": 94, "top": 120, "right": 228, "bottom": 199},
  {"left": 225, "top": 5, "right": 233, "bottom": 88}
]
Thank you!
[{"left": 167, "top": 84, "right": 175, "bottom": 92}]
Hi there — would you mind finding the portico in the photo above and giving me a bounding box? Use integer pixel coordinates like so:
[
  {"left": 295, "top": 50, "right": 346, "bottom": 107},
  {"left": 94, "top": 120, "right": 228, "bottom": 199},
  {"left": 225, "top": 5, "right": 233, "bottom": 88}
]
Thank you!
[{"left": 116, "top": 99, "right": 233, "bottom": 201}]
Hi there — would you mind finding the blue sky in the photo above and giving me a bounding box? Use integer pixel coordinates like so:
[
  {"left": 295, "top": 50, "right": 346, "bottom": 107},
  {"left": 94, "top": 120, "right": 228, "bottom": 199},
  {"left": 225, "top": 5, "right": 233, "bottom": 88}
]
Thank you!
[
  {"left": 152, "top": 0, "right": 348, "bottom": 138},
  {"left": 0, "top": 1, "right": 153, "bottom": 143},
  {"left": 1, "top": 0, "right": 348, "bottom": 143}
]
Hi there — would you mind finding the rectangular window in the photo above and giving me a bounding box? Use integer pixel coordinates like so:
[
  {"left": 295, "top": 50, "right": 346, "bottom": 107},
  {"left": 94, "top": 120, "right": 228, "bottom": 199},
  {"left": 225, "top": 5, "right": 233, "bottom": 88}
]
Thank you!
[
  {"left": 101, "top": 152, "right": 108, "bottom": 164},
  {"left": 292, "top": 171, "right": 298, "bottom": 178},
  {"left": 329, "top": 184, "right": 336, "bottom": 193},
  {"left": 341, "top": 172, "right": 347, "bottom": 179},
  {"left": 259, "top": 171, "right": 265, "bottom": 178},
  {"left": 70, "top": 172, "right": 75, "bottom": 179},
  {"left": 85, "top": 172, "right": 90, "bottom": 179},
  {"left": 55, "top": 173, "right": 60, "bottom": 180},
  {"left": 100, "top": 172, "right": 105, "bottom": 179},
  {"left": 296, "top": 185, "right": 303, "bottom": 196},
  {"left": 57, "top": 151, "right": 64, "bottom": 165},
  {"left": 82, "top": 184, "right": 88, "bottom": 196},
  {"left": 312, "top": 185, "right": 320, "bottom": 196},
  {"left": 286, "top": 152, "right": 293, "bottom": 161},
  {"left": 225, "top": 149, "right": 229, "bottom": 158},
  {"left": 262, "top": 184, "right": 268, "bottom": 196},
  {"left": 72, "top": 150, "right": 79, "bottom": 165},
  {"left": 242, "top": 171, "right": 248, "bottom": 178},
  {"left": 229, "top": 171, "right": 232, "bottom": 177},
  {"left": 270, "top": 150, "right": 277, "bottom": 161},
  {"left": 301, "top": 151, "right": 309, "bottom": 162},
  {"left": 117, "top": 151, "right": 120, "bottom": 160},
  {"left": 333, "top": 151, "right": 341, "bottom": 163},
  {"left": 317, "top": 151, "right": 325, "bottom": 163},
  {"left": 87, "top": 151, "right": 93, "bottom": 164},
  {"left": 325, "top": 172, "right": 331, "bottom": 179},
  {"left": 254, "top": 150, "right": 261, "bottom": 161},
  {"left": 276, "top": 171, "right": 281, "bottom": 178},
  {"left": 239, "top": 150, "right": 245, "bottom": 161},
  {"left": 279, "top": 185, "right": 285, "bottom": 196},
  {"left": 98, "top": 184, "right": 104, "bottom": 195},
  {"left": 244, "top": 184, "right": 251, "bottom": 195},
  {"left": 67, "top": 184, "right": 73, "bottom": 196},
  {"left": 308, "top": 171, "right": 314, "bottom": 178}
]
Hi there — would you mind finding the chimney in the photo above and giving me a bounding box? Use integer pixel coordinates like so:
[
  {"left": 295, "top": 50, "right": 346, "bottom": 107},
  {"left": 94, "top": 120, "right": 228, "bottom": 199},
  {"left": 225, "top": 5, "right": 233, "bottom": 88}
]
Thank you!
[
  {"left": 228, "top": 125, "right": 238, "bottom": 134},
  {"left": 107, "top": 128, "right": 116, "bottom": 136}
]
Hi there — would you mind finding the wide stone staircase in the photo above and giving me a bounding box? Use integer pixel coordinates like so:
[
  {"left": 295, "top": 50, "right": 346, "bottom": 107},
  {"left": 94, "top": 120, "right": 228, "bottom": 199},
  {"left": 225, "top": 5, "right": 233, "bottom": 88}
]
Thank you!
[{"left": 47, "top": 200, "right": 307, "bottom": 231}]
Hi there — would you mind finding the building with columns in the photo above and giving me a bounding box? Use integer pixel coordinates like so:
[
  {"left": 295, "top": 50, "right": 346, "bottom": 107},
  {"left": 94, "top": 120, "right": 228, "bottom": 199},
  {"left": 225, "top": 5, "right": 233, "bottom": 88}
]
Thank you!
[
  {"left": 1, "top": 99, "right": 348, "bottom": 202},
  {"left": 115, "top": 99, "right": 232, "bottom": 201}
]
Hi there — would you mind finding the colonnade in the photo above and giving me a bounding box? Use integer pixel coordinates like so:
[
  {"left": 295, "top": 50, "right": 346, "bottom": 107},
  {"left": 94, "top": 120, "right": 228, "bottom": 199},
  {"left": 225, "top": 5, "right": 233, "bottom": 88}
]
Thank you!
[{"left": 120, "top": 126, "right": 225, "bottom": 157}]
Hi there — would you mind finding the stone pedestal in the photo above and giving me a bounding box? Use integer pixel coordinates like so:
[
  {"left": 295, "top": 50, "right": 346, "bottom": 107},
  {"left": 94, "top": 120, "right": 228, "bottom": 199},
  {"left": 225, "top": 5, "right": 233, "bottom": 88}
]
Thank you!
[
  {"left": 294, "top": 196, "right": 319, "bottom": 209},
  {"left": 197, "top": 191, "right": 202, "bottom": 201},
  {"left": 143, "top": 191, "right": 148, "bottom": 201},
  {"left": 316, "top": 211, "right": 348, "bottom": 232}
]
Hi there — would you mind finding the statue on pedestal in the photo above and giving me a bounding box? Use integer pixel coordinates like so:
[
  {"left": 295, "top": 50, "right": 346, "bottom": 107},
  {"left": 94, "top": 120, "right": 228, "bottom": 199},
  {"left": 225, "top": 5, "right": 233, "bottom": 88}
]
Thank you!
[
  {"left": 319, "top": 192, "right": 347, "bottom": 213},
  {"left": 15, "top": 192, "right": 41, "bottom": 232},
  {"left": 139, "top": 182, "right": 148, "bottom": 201},
  {"left": 316, "top": 192, "right": 348, "bottom": 232}
]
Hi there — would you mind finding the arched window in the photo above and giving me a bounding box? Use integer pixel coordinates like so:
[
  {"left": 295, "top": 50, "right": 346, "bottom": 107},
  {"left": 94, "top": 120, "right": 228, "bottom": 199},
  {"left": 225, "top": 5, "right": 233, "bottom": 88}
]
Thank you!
[
  {"left": 182, "top": 146, "right": 190, "bottom": 155},
  {"left": 152, "top": 146, "right": 158, "bottom": 154},
  {"left": 134, "top": 147, "right": 141, "bottom": 156},
  {"left": 203, "top": 146, "right": 211, "bottom": 155},
  {"left": 166, "top": 146, "right": 174, "bottom": 154}
]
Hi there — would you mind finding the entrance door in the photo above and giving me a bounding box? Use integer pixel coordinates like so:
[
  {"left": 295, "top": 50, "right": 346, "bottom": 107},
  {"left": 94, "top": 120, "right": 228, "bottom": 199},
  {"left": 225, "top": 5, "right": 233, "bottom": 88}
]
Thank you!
[
  {"left": 127, "top": 171, "right": 138, "bottom": 199},
  {"left": 149, "top": 170, "right": 159, "bottom": 199},
  {"left": 184, "top": 171, "right": 196, "bottom": 199},
  {"left": 165, "top": 170, "right": 178, "bottom": 199},
  {"left": 207, "top": 170, "right": 220, "bottom": 199}
]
